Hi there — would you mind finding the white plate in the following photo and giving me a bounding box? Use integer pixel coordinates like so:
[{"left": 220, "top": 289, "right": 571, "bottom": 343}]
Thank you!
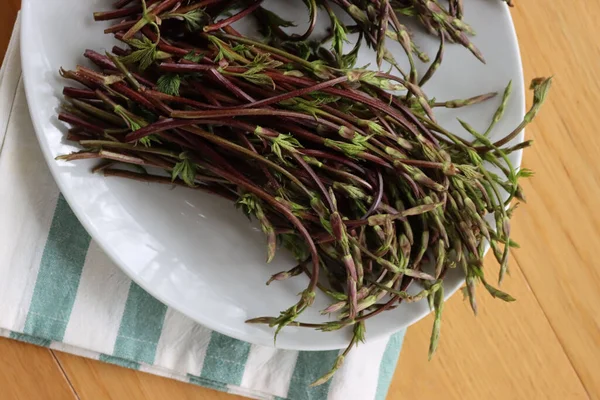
[{"left": 20, "top": 0, "right": 524, "bottom": 350}]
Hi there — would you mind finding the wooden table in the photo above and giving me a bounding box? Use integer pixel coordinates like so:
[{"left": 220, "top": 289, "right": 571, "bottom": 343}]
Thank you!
[{"left": 2, "top": 1, "right": 599, "bottom": 399}]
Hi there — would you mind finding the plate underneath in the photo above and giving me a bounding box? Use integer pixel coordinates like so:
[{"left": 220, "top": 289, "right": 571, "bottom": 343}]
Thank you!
[{"left": 20, "top": 0, "right": 524, "bottom": 350}]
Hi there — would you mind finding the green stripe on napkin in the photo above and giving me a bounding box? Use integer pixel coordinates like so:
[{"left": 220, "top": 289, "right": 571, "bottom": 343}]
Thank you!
[
  {"left": 112, "top": 282, "right": 168, "bottom": 364},
  {"left": 9, "top": 332, "right": 52, "bottom": 347},
  {"left": 99, "top": 354, "right": 142, "bottom": 370},
  {"left": 375, "top": 331, "right": 406, "bottom": 400},
  {"left": 189, "top": 374, "right": 229, "bottom": 393},
  {"left": 200, "top": 332, "right": 252, "bottom": 386},
  {"left": 23, "top": 194, "right": 91, "bottom": 341},
  {"left": 287, "top": 350, "right": 340, "bottom": 400}
]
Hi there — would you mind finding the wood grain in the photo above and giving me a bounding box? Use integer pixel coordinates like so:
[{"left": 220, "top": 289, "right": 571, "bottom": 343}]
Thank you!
[
  {"left": 0, "top": 0, "right": 19, "bottom": 65},
  {"left": 392, "top": 255, "right": 588, "bottom": 400},
  {"left": 54, "top": 352, "right": 246, "bottom": 400},
  {"left": 0, "top": 338, "right": 76, "bottom": 399},
  {"left": 1, "top": 1, "right": 599, "bottom": 399},
  {"left": 508, "top": 2, "right": 600, "bottom": 397},
  {"left": 392, "top": 3, "right": 600, "bottom": 399}
]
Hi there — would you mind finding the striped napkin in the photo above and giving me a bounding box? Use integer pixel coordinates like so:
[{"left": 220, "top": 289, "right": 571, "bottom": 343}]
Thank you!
[{"left": 0, "top": 16, "right": 405, "bottom": 400}]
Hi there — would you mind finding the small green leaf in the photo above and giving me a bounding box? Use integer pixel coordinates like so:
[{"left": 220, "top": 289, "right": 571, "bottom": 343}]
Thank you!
[
  {"left": 333, "top": 182, "right": 368, "bottom": 201},
  {"left": 280, "top": 233, "right": 310, "bottom": 262},
  {"left": 171, "top": 161, "right": 185, "bottom": 181},
  {"left": 114, "top": 105, "right": 147, "bottom": 131},
  {"left": 482, "top": 280, "right": 516, "bottom": 302},
  {"left": 183, "top": 51, "right": 204, "bottom": 63},
  {"left": 517, "top": 168, "right": 535, "bottom": 178},
  {"left": 236, "top": 193, "right": 259, "bottom": 217},
  {"left": 361, "top": 120, "right": 385, "bottom": 135},
  {"left": 340, "top": 38, "right": 361, "bottom": 69},
  {"left": 309, "top": 59, "right": 330, "bottom": 79},
  {"left": 120, "top": 35, "right": 172, "bottom": 71},
  {"left": 395, "top": 6, "right": 417, "bottom": 16},
  {"left": 239, "top": 72, "right": 275, "bottom": 88},
  {"left": 207, "top": 36, "right": 247, "bottom": 63},
  {"left": 288, "top": 41, "right": 312, "bottom": 60},
  {"left": 351, "top": 133, "right": 372, "bottom": 146},
  {"left": 157, "top": 73, "right": 181, "bottom": 96},
  {"left": 258, "top": 6, "right": 296, "bottom": 29},
  {"left": 270, "top": 134, "right": 302, "bottom": 162},
  {"left": 293, "top": 94, "right": 340, "bottom": 109},
  {"left": 139, "top": 134, "right": 162, "bottom": 147},
  {"left": 247, "top": 53, "right": 284, "bottom": 71},
  {"left": 284, "top": 70, "right": 304, "bottom": 77},
  {"left": 171, "top": 156, "right": 197, "bottom": 187},
  {"left": 331, "top": 15, "right": 349, "bottom": 57},
  {"left": 324, "top": 139, "right": 365, "bottom": 158},
  {"left": 170, "top": 9, "right": 207, "bottom": 32},
  {"left": 346, "top": 70, "right": 404, "bottom": 91}
]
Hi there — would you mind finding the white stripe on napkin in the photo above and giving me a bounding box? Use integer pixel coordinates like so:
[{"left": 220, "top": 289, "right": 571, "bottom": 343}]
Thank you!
[
  {"left": 154, "top": 308, "right": 213, "bottom": 376},
  {"left": 63, "top": 241, "right": 131, "bottom": 354},
  {"left": 0, "top": 79, "right": 60, "bottom": 332},
  {"left": 241, "top": 345, "right": 299, "bottom": 398},
  {"left": 328, "top": 336, "right": 390, "bottom": 400},
  {"left": 50, "top": 340, "right": 102, "bottom": 361}
]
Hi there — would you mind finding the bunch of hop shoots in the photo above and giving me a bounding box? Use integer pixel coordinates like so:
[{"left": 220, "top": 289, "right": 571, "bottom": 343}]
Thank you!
[{"left": 57, "top": 0, "right": 549, "bottom": 385}]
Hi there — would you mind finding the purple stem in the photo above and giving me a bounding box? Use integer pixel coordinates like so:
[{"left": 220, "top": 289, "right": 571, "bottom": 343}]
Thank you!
[{"left": 362, "top": 169, "right": 384, "bottom": 219}]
